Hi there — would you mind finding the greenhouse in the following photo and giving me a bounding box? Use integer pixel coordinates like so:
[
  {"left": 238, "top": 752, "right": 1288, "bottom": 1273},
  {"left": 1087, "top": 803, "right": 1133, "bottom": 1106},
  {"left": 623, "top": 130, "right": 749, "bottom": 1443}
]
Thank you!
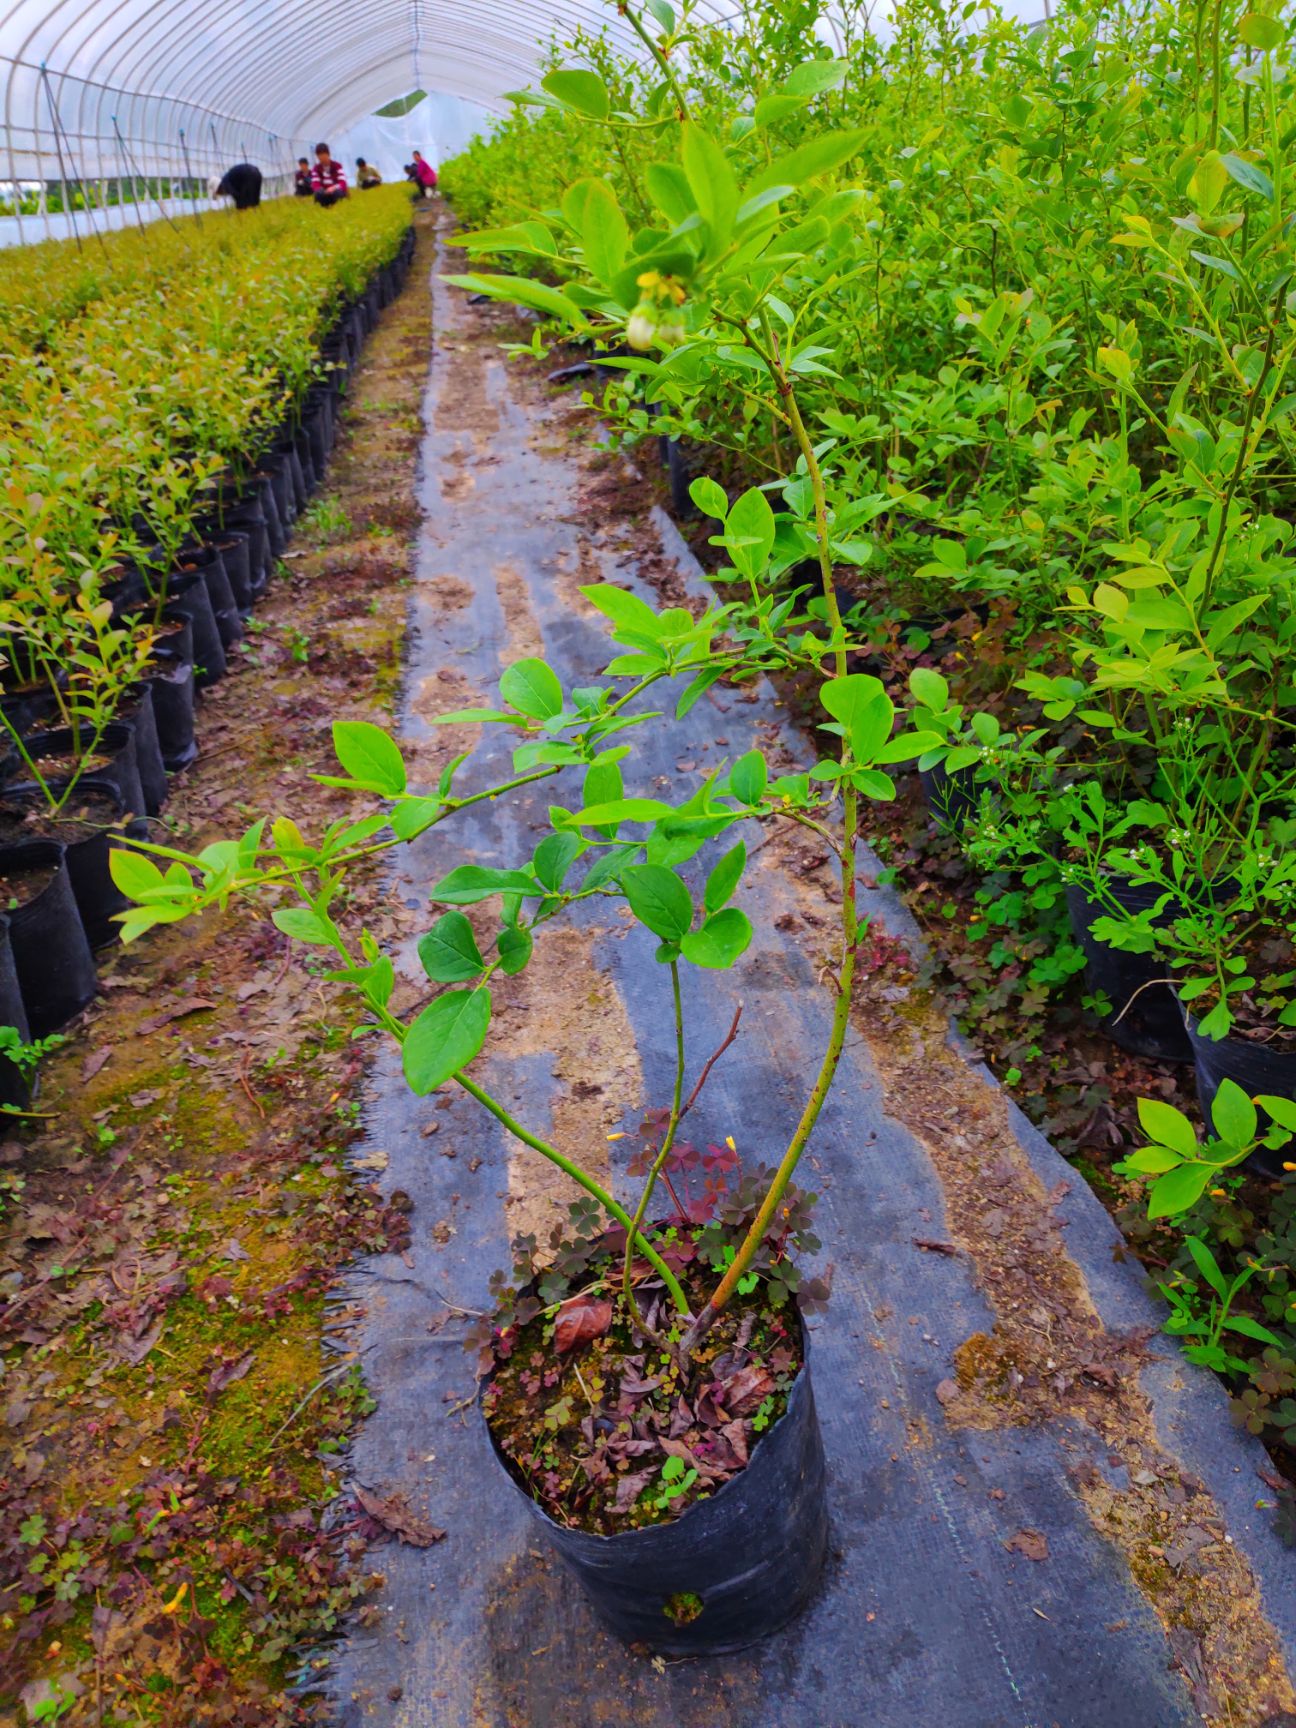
[{"left": 2, "top": 0, "right": 1296, "bottom": 1723}]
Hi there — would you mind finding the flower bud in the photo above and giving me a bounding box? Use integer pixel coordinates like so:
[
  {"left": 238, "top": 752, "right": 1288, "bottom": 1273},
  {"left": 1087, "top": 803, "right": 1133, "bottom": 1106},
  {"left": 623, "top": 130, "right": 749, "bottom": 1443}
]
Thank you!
[{"left": 626, "top": 307, "right": 657, "bottom": 351}]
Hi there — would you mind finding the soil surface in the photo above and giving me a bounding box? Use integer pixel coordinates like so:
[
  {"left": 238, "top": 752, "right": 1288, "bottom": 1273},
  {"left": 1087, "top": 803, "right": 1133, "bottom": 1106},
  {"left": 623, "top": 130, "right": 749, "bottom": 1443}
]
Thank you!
[{"left": 0, "top": 209, "right": 436, "bottom": 1726}]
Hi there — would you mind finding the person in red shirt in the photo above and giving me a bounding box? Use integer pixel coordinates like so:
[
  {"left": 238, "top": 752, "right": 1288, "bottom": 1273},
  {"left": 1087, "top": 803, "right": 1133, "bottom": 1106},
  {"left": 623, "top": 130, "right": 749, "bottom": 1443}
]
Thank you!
[
  {"left": 411, "top": 151, "right": 438, "bottom": 197},
  {"left": 310, "top": 143, "right": 348, "bottom": 206}
]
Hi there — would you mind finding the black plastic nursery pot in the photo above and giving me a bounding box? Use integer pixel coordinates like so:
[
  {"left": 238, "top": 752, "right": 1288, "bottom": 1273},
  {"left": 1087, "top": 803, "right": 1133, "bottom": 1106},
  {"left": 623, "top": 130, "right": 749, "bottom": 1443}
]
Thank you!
[
  {"left": 918, "top": 760, "right": 981, "bottom": 835},
  {"left": 8, "top": 722, "right": 146, "bottom": 819},
  {"left": 216, "top": 502, "right": 269, "bottom": 600},
  {"left": 211, "top": 530, "right": 253, "bottom": 614},
  {"left": 250, "top": 469, "right": 287, "bottom": 560},
  {"left": 257, "top": 454, "right": 296, "bottom": 537},
  {"left": 166, "top": 568, "right": 227, "bottom": 688},
  {"left": 176, "top": 544, "right": 242, "bottom": 650},
  {"left": 0, "top": 840, "right": 96, "bottom": 1035},
  {"left": 145, "top": 643, "right": 198, "bottom": 772},
  {"left": 0, "top": 914, "right": 32, "bottom": 1109},
  {"left": 117, "top": 683, "right": 169, "bottom": 816},
  {"left": 1, "top": 779, "right": 148, "bottom": 951},
  {"left": 270, "top": 438, "right": 308, "bottom": 516},
  {"left": 1066, "top": 880, "right": 1192, "bottom": 1064},
  {"left": 485, "top": 1333, "right": 829, "bottom": 1658},
  {"left": 1185, "top": 1010, "right": 1296, "bottom": 1179}
]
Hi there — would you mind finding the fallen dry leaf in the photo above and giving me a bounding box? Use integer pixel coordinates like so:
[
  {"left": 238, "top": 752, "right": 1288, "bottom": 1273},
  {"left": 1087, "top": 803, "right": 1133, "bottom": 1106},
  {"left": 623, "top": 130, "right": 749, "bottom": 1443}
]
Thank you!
[
  {"left": 553, "top": 1293, "right": 613, "bottom": 1353},
  {"left": 81, "top": 1048, "right": 112, "bottom": 1082},
  {"left": 354, "top": 1485, "right": 446, "bottom": 1547},
  {"left": 1005, "top": 1529, "right": 1049, "bottom": 1562},
  {"left": 137, "top": 998, "right": 218, "bottom": 1036}
]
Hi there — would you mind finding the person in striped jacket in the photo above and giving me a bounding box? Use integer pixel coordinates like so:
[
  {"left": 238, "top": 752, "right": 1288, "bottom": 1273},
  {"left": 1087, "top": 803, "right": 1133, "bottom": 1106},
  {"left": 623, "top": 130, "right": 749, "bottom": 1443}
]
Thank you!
[{"left": 310, "top": 143, "right": 348, "bottom": 206}]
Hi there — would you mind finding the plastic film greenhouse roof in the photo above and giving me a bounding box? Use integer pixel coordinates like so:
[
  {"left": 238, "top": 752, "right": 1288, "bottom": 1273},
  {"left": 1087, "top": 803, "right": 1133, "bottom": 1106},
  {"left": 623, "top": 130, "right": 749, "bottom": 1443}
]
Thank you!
[{"left": 0, "top": 0, "right": 744, "bottom": 173}]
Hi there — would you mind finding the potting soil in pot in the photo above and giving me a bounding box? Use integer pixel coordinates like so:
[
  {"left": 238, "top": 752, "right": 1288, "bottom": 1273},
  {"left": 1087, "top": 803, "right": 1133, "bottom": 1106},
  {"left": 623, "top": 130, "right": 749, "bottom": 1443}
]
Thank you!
[{"left": 483, "top": 1228, "right": 808, "bottom": 1537}]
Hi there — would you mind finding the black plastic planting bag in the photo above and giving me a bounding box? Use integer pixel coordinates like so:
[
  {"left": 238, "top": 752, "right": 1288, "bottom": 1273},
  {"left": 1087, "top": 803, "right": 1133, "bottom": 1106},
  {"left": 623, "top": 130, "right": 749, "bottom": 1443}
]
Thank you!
[
  {"left": 0, "top": 913, "right": 31, "bottom": 1109},
  {"left": 167, "top": 569, "right": 226, "bottom": 688},
  {"left": 0, "top": 840, "right": 96, "bottom": 1035},
  {"left": 487, "top": 1345, "right": 828, "bottom": 1657},
  {"left": 119, "top": 684, "right": 169, "bottom": 816},
  {"left": 1187, "top": 1012, "right": 1296, "bottom": 1179},
  {"left": 12, "top": 723, "right": 145, "bottom": 820},
  {"left": 1066, "top": 880, "right": 1192, "bottom": 1064}
]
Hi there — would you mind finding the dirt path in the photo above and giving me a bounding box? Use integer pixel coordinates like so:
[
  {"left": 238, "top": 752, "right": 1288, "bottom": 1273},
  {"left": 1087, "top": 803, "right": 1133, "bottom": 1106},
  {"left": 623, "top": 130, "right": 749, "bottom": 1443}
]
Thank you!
[
  {"left": 0, "top": 210, "right": 436, "bottom": 1727},
  {"left": 328, "top": 219, "right": 1296, "bottom": 1728}
]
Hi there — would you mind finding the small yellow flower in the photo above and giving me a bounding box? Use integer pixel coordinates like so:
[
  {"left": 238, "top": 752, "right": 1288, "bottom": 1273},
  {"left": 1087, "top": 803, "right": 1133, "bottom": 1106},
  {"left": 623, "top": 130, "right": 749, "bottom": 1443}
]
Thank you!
[
  {"left": 725, "top": 1135, "right": 736, "bottom": 1151},
  {"left": 636, "top": 269, "right": 662, "bottom": 290},
  {"left": 606, "top": 1131, "right": 626, "bottom": 1141},
  {"left": 1284, "top": 1161, "right": 1296, "bottom": 1172},
  {"left": 161, "top": 1582, "right": 189, "bottom": 1615},
  {"left": 1209, "top": 1187, "right": 1226, "bottom": 1198}
]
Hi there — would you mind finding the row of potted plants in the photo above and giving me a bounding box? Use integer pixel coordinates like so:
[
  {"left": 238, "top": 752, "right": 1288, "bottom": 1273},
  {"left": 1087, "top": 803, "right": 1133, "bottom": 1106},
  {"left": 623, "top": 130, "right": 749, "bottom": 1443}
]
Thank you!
[{"left": 0, "top": 193, "right": 416, "bottom": 1108}]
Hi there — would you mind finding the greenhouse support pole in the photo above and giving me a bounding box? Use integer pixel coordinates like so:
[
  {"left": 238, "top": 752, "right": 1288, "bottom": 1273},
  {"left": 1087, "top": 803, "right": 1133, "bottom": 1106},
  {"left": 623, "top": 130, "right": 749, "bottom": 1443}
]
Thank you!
[
  {"left": 112, "top": 115, "right": 146, "bottom": 231},
  {"left": 179, "top": 128, "right": 202, "bottom": 226},
  {"left": 2, "top": 93, "right": 26, "bottom": 244},
  {"left": 31, "top": 77, "right": 53, "bottom": 240}
]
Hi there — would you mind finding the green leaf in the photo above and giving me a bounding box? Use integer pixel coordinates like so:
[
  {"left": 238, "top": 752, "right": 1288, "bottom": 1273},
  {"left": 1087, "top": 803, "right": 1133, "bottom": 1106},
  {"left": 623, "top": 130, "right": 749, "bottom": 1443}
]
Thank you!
[
  {"left": 533, "top": 831, "right": 582, "bottom": 891},
  {"left": 909, "top": 667, "right": 950, "bottom": 711},
  {"left": 390, "top": 796, "right": 442, "bottom": 841},
  {"left": 730, "top": 750, "right": 767, "bottom": 805},
  {"left": 705, "top": 840, "right": 746, "bottom": 913},
  {"left": 108, "top": 847, "right": 167, "bottom": 901},
  {"left": 431, "top": 865, "right": 537, "bottom": 904},
  {"left": 1210, "top": 1078, "right": 1257, "bottom": 1147},
  {"left": 418, "top": 911, "right": 486, "bottom": 982},
  {"left": 1239, "top": 10, "right": 1286, "bottom": 51},
  {"left": 575, "top": 797, "right": 673, "bottom": 825},
  {"left": 442, "top": 273, "right": 588, "bottom": 327},
  {"left": 645, "top": 0, "right": 675, "bottom": 29},
  {"left": 498, "top": 925, "right": 534, "bottom": 975},
  {"left": 680, "top": 907, "right": 753, "bottom": 969},
  {"left": 500, "top": 658, "right": 563, "bottom": 720},
  {"left": 581, "top": 584, "right": 663, "bottom": 639},
  {"left": 1221, "top": 1312, "right": 1287, "bottom": 1347},
  {"left": 748, "top": 128, "right": 869, "bottom": 196},
  {"left": 681, "top": 122, "right": 739, "bottom": 253},
  {"left": 1136, "top": 1096, "right": 1199, "bottom": 1157},
  {"left": 563, "top": 177, "right": 630, "bottom": 288},
  {"left": 644, "top": 162, "right": 695, "bottom": 224},
  {"left": 852, "top": 767, "right": 896, "bottom": 800},
  {"left": 1222, "top": 152, "right": 1274, "bottom": 202},
  {"left": 822, "top": 673, "right": 894, "bottom": 762},
  {"left": 1256, "top": 1093, "right": 1296, "bottom": 1131},
  {"left": 724, "top": 487, "right": 776, "bottom": 578},
  {"left": 620, "top": 864, "right": 693, "bottom": 940},
  {"left": 541, "top": 69, "right": 610, "bottom": 120},
  {"left": 783, "top": 58, "right": 848, "bottom": 99},
  {"left": 332, "top": 721, "right": 407, "bottom": 795},
  {"left": 272, "top": 906, "right": 335, "bottom": 946},
  {"left": 690, "top": 475, "right": 729, "bottom": 520},
  {"left": 1148, "top": 1162, "right": 1213, "bottom": 1218},
  {"left": 1184, "top": 1235, "right": 1229, "bottom": 1300},
  {"left": 402, "top": 988, "right": 492, "bottom": 1094}
]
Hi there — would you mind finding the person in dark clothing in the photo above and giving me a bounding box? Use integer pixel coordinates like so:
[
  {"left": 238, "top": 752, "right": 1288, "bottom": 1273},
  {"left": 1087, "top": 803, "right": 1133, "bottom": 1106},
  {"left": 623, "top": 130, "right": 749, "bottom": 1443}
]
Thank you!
[
  {"left": 294, "top": 157, "right": 313, "bottom": 197},
  {"left": 214, "top": 163, "right": 262, "bottom": 210},
  {"left": 310, "top": 142, "right": 348, "bottom": 207}
]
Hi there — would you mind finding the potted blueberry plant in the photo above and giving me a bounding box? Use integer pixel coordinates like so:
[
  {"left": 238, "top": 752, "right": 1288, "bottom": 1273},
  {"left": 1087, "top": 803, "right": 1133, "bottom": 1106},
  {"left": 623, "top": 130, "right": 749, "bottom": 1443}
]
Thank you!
[{"left": 110, "top": 2, "right": 937, "bottom": 1652}]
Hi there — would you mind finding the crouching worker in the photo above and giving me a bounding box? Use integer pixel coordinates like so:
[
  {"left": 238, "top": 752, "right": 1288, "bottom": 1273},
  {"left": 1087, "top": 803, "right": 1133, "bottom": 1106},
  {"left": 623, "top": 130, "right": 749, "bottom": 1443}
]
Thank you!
[
  {"left": 411, "top": 150, "right": 437, "bottom": 197},
  {"left": 294, "top": 157, "right": 313, "bottom": 196},
  {"left": 356, "top": 158, "right": 382, "bottom": 189},
  {"left": 311, "top": 143, "right": 348, "bottom": 206},
  {"left": 213, "top": 162, "right": 263, "bottom": 209}
]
